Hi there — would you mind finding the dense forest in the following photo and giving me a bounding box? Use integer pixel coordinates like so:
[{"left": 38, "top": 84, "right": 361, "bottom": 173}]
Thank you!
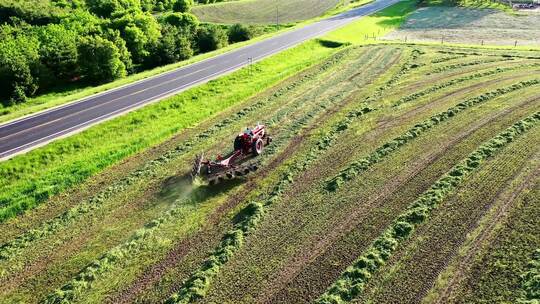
[{"left": 0, "top": 0, "right": 259, "bottom": 105}]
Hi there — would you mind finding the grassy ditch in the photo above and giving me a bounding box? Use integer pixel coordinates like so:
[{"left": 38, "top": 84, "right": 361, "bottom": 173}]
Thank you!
[
  {"left": 325, "top": 79, "right": 540, "bottom": 191},
  {"left": 0, "top": 40, "right": 342, "bottom": 223},
  {"left": 316, "top": 111, "right": 540, "bottom": 303}
]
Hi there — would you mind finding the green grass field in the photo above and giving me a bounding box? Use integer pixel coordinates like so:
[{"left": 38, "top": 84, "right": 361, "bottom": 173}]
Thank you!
[
  {"left": 2, "top": 1, "right": 540, "bottom": 303},
  {"left": 192, "top": 0, "right": 342, "bottom": 24},
  {"left": 384, "top": 6, "right": 540, "bottom": 46},
  {"left": 1, "top": 42, "right": 539, "bottom": 303}
]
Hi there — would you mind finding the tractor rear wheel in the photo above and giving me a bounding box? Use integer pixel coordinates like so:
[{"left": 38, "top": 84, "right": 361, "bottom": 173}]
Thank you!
[{"left": 253, "top": 138, "right": 263, "bottom": 155}]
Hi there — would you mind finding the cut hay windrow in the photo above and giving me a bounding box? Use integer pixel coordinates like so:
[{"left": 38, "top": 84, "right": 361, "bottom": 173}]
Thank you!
[
  {"left": 393, "top": 63, "right": 540, "bottom": 107},
  {"left": 519, "top": 249, "right": 540, "bottom": 303},
  {"left": 40, "top": 46, "right": 392, "bottom": 304},
  {"left": 317, "top": 111, "right": 540, "bottom": 304},
  {"left": 165, "top": 107, "right": 376, "bottom": 304},
  {"left": 362, "top": 48, "right": 423, "bottom": 104},
  {"left": 437, "top": 49, "right": 540, "bottom": 60},
  {"left": 164, "top": 47, "right": 416, "bottom": 304},
  {"left": 40, "top": 97, "right": 365, "bottom": 304},
  {"left": 0, "top": 49, "right": 353, "bottom": 265},
  {"left": 428, "top": 57, "right": 513, "bottom": 75},
  {"left": 430, "top": 55, "right": 463, "bottom": 64},
  {"left": 326, "top": 79, "right": 540, "bottom": 192}
]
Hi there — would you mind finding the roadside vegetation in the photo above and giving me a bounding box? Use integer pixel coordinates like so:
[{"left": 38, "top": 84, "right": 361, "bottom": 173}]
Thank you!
[{"left": 0, "top": 0, "right": 276, "bottom": 107}]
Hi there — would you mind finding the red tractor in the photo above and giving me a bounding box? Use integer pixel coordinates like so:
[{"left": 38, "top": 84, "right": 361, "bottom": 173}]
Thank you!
[{"left": 191, "top": 124, "right": 272, "bottom": 185}]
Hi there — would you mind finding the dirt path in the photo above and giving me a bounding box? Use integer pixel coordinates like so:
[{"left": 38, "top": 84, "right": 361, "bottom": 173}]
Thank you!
[{"left": 259, "top": 95, "right": 540, "bottom": 304}]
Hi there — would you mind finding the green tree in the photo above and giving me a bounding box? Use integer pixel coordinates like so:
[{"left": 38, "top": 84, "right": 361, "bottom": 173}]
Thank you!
[
  {"left": 104, "top": 29, "right": 133, "bottom": 72},
  {"left": 34, "top": 24, "right": 79, "bottom": 81},
  {"left": 161, "top": 12, "right": 199, "bottom": 31},
  {"left": 196, "top": 24, "right": 228, "bottom": 53},
  {"left": 172, "top": 0, "right": 193, "bottom": 12},
  {"left": 150, "top": 24, "right": 193, "bottom": 66},
  {"left": 59, "top": 9, "right": 103, "bottom": 36},
  {"left": 109, "top": 9, "right": 161, "bottom": 63},
  {"left": 0, "top": 34, "right": 41, "bottom": 104},
  {"left": 86, "top": 0, "right": 142, "bottom": 17},
  {"left": 77, "top": 36, "right": 127, "bottom": 83}
]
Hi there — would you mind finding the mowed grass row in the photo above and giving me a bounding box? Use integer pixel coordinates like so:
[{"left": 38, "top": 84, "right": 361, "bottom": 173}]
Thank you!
[
  {"left": 0, "top": 40, "right": 342, "bottom": 223},
  {"left": 37, "top": 46, "right": 394, "bottom": 304},
  {"left": 197, "top": 48, "right": 540, "bottom": 303},
  {"left": 192, "top": 0, "right": 342, "bottom": 24},
  {"left": 357, "top": 101, "right": 540, "bottom": 303},
  {"left": 266, "top": 87, "right": 540, "bottom": 304},
  {"left": 424, "top": 162, "right": 540, "bottom": 303},
  {"left": 130, "top": 46, "right": 420, "bottom": 304},
  {"left": 0, "top": 0, "right": 419, "bottom": 225},
  {"left": 0, "top": 47, "right": 363, "bottom": 303},
  {"left": 2, "top": 1, "right": 420, "bottom": 296},
  {"left": 163, "top": 46, "right": 405, "bottom": 304},
  {"left": 113, "top": 45, "right": 402, "bottom": 304},
  {"left": 0, "top": 46, "right": 353, "bottom": 265},
  {"left": 317, "top": 111, "right": 540, "bottom": 303}
]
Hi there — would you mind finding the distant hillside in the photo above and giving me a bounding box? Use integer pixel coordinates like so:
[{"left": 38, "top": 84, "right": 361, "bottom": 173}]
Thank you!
[{"left": 192, "top": 0, "right": 341, "bottom": 24}]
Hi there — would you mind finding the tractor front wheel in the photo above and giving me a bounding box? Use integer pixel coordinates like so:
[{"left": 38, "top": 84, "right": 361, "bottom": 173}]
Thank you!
[{"left": 253, "top": 138, "right": 264, "bottom": 155}]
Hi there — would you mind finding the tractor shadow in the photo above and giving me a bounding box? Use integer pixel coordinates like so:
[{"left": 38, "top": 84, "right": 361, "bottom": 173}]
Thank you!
[{"left": 159, "top": 173, "right": 244, "bottom": 206}]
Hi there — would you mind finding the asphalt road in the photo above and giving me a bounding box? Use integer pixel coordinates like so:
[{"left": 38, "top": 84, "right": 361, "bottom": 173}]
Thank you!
[{"left": 0, "top": 0, "right": 400, "bottom": 160}]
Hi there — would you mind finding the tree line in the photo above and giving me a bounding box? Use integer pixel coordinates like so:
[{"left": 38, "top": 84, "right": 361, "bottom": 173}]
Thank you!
[{"left": 0, "top": 0, "right": 258, "bottom": 105}]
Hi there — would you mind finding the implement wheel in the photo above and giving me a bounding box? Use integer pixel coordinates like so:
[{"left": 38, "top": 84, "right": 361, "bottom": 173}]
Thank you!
[{"left": 253, "top": 138, "right": 263, "bottom": 155}]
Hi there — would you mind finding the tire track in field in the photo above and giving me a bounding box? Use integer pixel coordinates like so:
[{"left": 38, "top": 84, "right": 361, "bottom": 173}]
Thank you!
[
  {"left": 260, "top": 95, "right": 540, "bottom": 304},
  {"left": 361, "top": 127, "right": 540, "bottom": 304},
  {"left": 432, "top": 161, "right": 540, "bottom": 304},
  {"left": 107, "top": 47, "right": 403, "bottom": 304}
]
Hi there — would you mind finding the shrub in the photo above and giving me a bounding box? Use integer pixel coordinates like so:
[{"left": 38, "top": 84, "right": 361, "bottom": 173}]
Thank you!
[
  {"left": 196, "top": 24, "right": 228, "bottom": 53},
  {"left": 172, "top": 0, "right": 194, "bottom": 12},
  {"left": 0, "top": 33, "right": 41, "bottom": 104},
  {"left": 150, "top": 24, "right": 193, "bottom": 66},
  {"left": 162, "top": 12, "right": 199, "bottom": 31},
  {"left": 227, "top": 23, "right": 255, "bottom": 43},
  {"left": 86, "top": 0, "right": 142, "bottom": 17}
]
